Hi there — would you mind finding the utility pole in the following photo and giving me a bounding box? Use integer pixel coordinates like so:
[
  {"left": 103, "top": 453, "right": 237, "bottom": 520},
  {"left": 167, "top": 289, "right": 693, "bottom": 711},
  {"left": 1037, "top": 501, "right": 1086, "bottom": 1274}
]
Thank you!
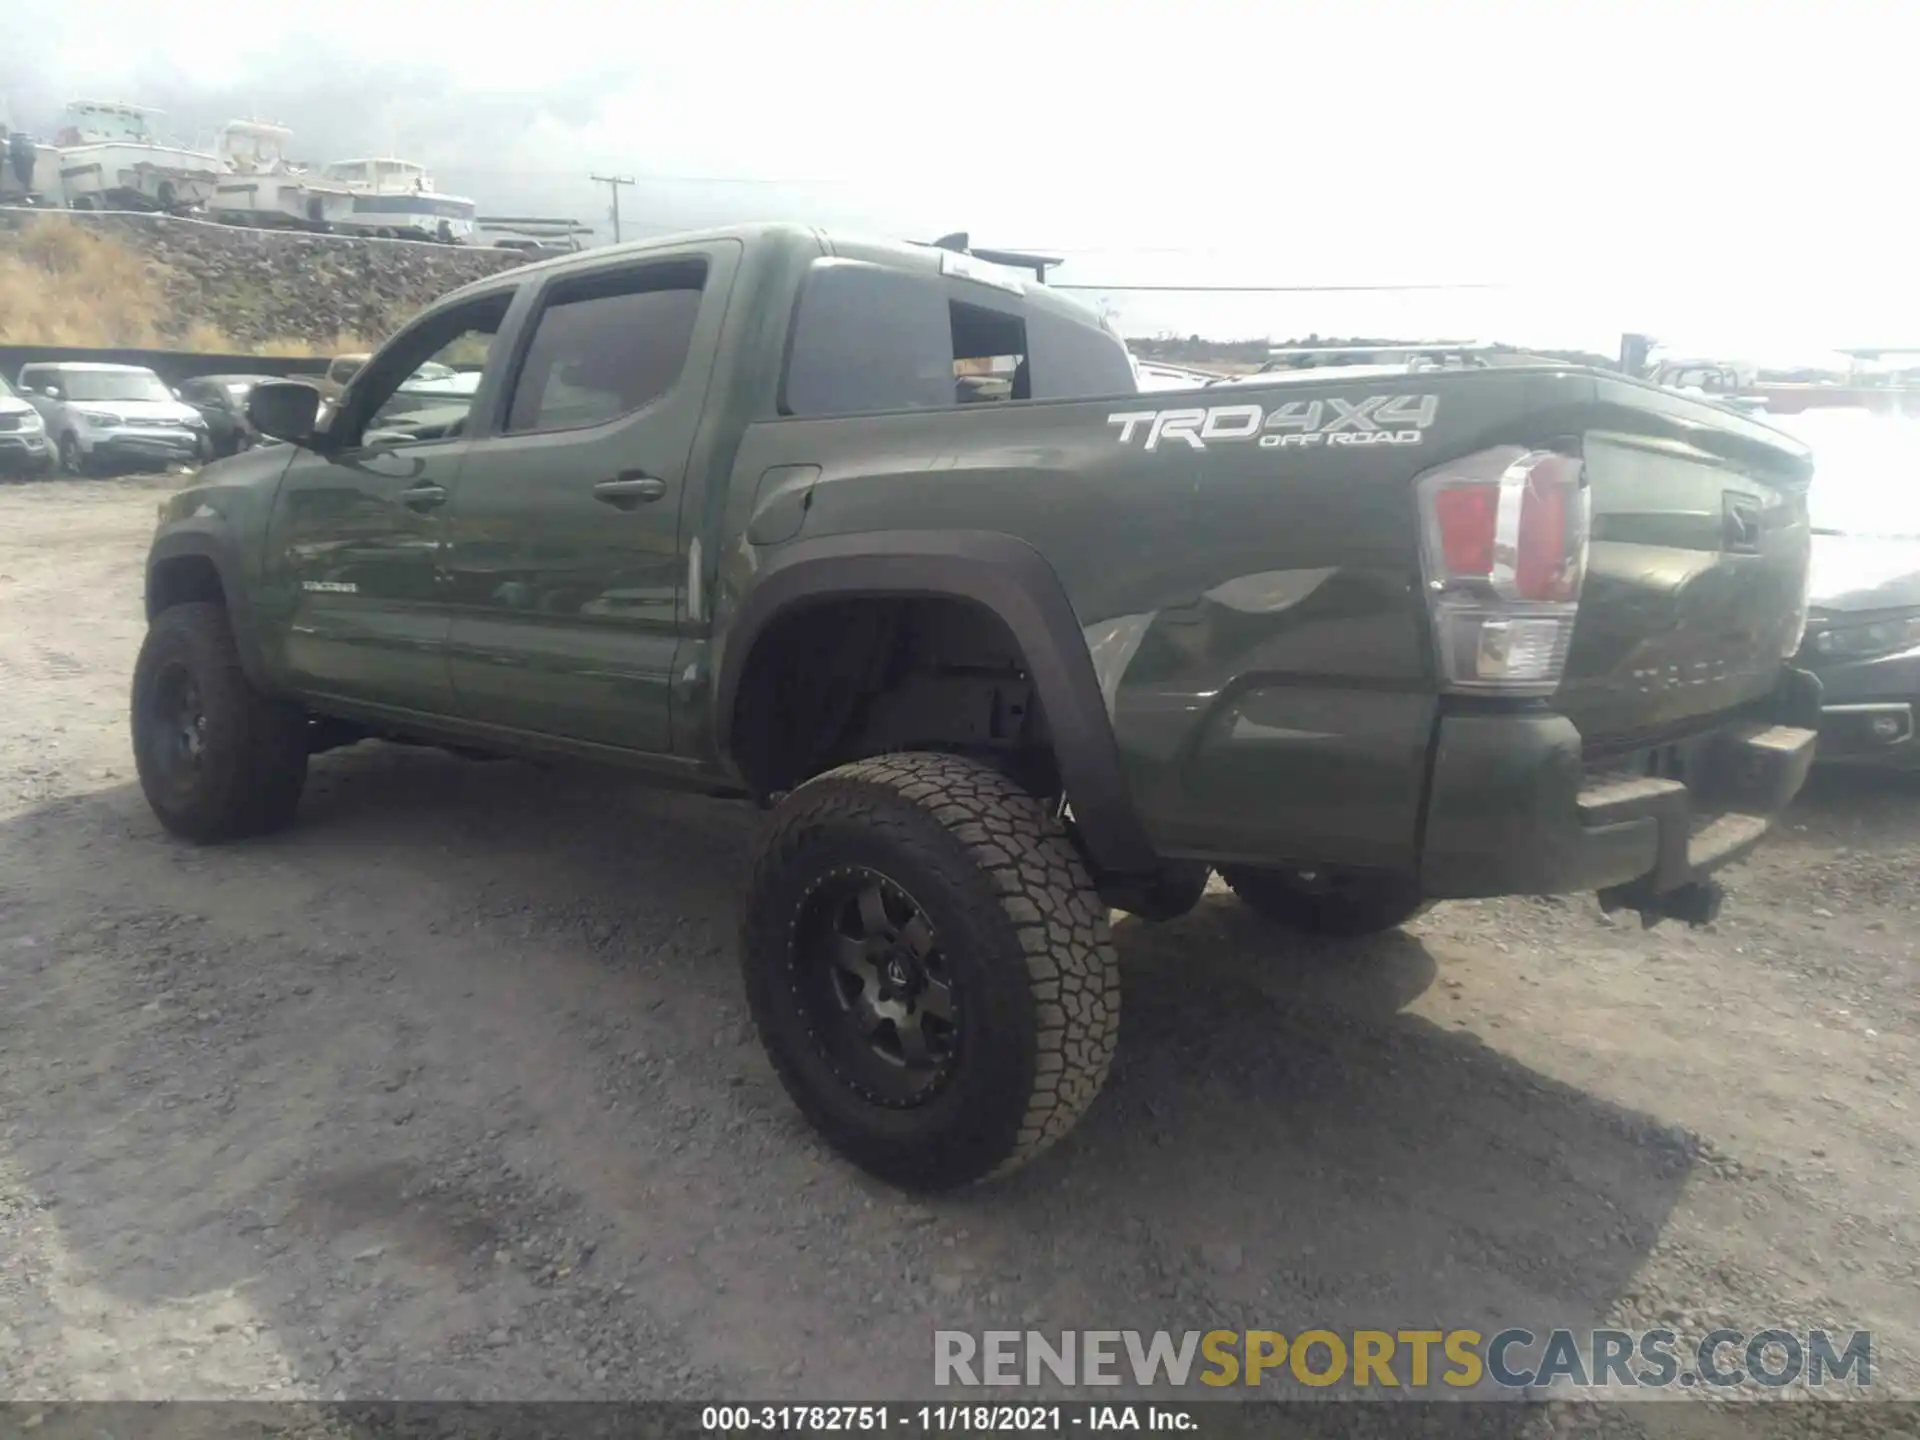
[{"left": 590, "top": 173, "right": 635, "bottom": 244}]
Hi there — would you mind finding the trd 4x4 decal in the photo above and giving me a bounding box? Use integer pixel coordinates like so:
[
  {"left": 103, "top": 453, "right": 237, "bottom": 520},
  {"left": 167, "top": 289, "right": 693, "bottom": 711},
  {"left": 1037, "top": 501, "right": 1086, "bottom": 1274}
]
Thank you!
[{"left": 1107, "top": 394, "right": 1440, "bottom": 452}]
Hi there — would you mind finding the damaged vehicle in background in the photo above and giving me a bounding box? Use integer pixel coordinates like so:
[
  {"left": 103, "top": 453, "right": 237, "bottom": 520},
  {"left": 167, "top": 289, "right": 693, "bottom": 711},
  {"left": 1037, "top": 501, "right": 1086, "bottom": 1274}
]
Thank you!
[{"left": 1774, "top": 407, "right": 1920, "bottom": 765}]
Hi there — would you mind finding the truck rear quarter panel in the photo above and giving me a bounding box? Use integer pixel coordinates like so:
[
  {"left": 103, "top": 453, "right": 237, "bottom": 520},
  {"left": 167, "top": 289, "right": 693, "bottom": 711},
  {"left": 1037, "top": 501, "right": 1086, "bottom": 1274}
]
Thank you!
[{"left": 712, "top": 371, "right": 1601, "bottom": 871}]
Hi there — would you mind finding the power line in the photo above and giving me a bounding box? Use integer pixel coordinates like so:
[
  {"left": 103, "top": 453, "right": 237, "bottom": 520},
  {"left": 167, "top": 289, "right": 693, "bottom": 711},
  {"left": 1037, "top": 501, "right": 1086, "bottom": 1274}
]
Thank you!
[{"left": 589, "top": 172, "right": 635, "bottom": 242}]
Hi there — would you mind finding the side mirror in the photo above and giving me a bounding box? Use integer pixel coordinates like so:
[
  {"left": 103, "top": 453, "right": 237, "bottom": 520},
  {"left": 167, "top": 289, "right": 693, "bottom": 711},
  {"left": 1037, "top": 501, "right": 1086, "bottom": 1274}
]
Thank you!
[
  {"left": 171, "top": 387, "right": 183, "bottom": 400},
  {"left": 248, "top": 380, "right": 324, "bottom": 448},
  {"left": 41, "top": 386, "right": 61, "bottom": 400}
]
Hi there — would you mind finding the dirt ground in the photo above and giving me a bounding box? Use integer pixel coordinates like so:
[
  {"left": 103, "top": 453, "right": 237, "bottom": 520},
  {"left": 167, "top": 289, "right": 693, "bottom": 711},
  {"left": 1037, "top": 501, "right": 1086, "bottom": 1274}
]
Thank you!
[{"left": 1, "top": 476, "right": 1915, "bottom": 1431}]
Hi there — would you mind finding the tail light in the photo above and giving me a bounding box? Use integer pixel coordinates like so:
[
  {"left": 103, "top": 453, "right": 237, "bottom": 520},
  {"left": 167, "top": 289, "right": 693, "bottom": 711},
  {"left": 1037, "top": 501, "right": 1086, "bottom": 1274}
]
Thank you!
[{"left": 1417, "top": 445, "right": 1590, "bottom": 694}]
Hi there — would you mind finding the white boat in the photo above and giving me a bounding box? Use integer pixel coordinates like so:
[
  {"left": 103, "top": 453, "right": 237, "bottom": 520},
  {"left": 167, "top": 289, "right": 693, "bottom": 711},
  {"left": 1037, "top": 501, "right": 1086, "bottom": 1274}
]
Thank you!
[
  {"left": 316, "top": 157, "right": 476, "bottom": 244},
  {"left": 209, "top": 120, "right": 353, "bottom": 231},
  {"left": 53, "top": 100, "right": 222, "bottom": 212}
]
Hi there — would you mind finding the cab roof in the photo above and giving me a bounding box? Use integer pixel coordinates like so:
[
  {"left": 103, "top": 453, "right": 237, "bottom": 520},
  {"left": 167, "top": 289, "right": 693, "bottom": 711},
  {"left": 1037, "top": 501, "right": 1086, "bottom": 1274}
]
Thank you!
[{"left": 440, "top": 222, "right": 1107, "bottom": 330}]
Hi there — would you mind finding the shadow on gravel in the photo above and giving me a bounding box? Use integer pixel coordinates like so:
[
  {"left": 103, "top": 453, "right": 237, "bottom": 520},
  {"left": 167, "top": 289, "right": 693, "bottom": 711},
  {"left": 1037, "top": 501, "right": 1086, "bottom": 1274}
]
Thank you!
[
  {"left": 1789, "top": 761, "right": 1920, "bottom": 819},
  {"left": 0, "top": 745, "right": 1697, "bottom": 1417}
]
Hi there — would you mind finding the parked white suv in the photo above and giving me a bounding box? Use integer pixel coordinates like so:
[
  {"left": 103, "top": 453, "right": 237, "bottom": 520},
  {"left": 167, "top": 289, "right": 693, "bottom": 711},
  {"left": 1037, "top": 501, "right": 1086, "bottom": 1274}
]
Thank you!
[{"left": 18, "top": 362, "right": 208, "bottom": 475}]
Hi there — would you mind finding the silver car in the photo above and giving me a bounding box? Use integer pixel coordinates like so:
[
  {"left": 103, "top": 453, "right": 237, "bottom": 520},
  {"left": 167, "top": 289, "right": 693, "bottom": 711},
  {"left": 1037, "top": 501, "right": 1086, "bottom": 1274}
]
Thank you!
[{"left": 17, "top": 362, "right": 208, "bottom": 475}]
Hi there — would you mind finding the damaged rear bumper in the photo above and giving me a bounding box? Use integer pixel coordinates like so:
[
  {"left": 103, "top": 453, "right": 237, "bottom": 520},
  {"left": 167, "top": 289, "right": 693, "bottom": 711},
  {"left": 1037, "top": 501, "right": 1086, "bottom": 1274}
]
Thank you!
[{"left": 1418, "top": 669, "right": 1820, "bottom": 924}]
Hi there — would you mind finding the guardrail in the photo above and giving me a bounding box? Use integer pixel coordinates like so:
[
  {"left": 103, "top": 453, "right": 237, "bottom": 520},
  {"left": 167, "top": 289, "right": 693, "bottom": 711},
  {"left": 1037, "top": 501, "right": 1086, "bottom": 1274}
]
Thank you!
[{"left": 1, "top": 344, "right": 329, "bottom": 388}]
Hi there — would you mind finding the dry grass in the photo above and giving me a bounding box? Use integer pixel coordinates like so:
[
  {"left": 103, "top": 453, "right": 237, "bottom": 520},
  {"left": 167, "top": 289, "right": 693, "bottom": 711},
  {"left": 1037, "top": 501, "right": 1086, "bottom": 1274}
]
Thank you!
[
  {"left": 0, "top": 217, "right": 374, "bottom": 355},
  {"left": 0, "top": 216, "right": 171, "bottom": 347}
]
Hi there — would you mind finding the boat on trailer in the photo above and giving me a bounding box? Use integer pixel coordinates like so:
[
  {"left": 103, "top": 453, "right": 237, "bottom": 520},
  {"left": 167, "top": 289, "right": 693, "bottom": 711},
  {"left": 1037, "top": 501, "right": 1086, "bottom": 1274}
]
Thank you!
[
  {"left": 317, "top": 157, "right": 476, "bottom": 243},
  {"left": 210, "top": 120, "right": 353, "bottom": 231},
  {"left": 53, "top": 100, "right": 221, "bottom": 212}
]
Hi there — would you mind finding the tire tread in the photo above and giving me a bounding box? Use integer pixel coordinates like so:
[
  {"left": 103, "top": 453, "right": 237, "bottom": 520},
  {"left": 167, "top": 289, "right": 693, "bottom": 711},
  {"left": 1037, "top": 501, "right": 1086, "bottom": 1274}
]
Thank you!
[
  {"left": 745, "top": 751, "right": 1119, "bottom": 1183},
  {"left": 132, "top": 602, "right": 306, "bottom": 842}
]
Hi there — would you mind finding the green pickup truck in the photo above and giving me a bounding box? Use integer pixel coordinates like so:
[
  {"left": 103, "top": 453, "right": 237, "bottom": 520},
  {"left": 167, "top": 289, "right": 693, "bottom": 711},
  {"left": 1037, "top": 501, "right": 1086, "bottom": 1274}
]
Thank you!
[{"left": 133, "top": 224, "right": 1822, "bottom": 1188}]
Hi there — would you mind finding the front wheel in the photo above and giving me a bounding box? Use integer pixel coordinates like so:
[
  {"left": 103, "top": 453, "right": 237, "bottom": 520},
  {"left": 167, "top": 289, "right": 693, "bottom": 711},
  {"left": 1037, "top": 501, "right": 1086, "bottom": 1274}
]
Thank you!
[
  {"left": 131, "top": 603, "right": 309, "bottom": 842},
  {"left": 741, "top": 752, "right": 1119, "bottom": 1189},
  {"left": 1219, "top": 865, "right": 1429, "bottom": 938}
]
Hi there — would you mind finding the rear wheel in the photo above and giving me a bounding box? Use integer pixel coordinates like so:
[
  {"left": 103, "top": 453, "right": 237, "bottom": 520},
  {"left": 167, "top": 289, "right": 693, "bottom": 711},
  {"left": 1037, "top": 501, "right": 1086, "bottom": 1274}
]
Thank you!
[
  {"left": 1219, "top": 865, "right": 1429, "bottom": 938},
  {"left": 742, "top": 752, "right": 1119, "bottom": 1189},
  {"left": 131, "top": 603, "right": 308, "bottom": 842}
]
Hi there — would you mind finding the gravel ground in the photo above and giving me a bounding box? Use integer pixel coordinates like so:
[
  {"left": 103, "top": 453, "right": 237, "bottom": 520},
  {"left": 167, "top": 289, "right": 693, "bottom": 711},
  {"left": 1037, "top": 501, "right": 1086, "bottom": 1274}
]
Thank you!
[{"left": 0, "top": 476, "right": 1915, "bottom": 1435}]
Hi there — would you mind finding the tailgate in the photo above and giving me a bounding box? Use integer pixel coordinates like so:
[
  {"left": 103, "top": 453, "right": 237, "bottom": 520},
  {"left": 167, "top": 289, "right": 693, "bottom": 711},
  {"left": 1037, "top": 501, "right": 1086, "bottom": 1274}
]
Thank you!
[{"left": 1557, "top": 378, "right": 1814, "bottom": 749}]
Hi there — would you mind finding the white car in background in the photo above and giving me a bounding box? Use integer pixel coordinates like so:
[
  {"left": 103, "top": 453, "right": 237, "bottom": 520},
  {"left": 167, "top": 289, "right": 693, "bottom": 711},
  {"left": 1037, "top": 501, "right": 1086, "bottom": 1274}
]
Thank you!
[{"left": 16, "top": 362, "right": 207, "bottom": 475}]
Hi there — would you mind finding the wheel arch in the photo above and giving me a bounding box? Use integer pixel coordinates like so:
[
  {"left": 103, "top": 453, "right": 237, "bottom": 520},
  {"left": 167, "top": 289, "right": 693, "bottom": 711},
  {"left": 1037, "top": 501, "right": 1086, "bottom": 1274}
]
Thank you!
[
  {"left": 145, "top": 526, "right": 272, "bottom": 690},
  {"left": 714, "top": 529, "right": 1157, "bottom": 878}
]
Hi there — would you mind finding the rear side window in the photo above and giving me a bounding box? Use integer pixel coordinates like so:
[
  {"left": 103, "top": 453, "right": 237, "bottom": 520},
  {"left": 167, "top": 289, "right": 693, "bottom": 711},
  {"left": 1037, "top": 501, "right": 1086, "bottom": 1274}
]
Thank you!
[
  {"left": 782, "top": 262, "right": 954, "bottom": 416},
  {"left": 505, "top": 259, "right": 707, "bottom": 434},
  {"left": 781, "top": 259, "right": 1134, "bottom": 418}
]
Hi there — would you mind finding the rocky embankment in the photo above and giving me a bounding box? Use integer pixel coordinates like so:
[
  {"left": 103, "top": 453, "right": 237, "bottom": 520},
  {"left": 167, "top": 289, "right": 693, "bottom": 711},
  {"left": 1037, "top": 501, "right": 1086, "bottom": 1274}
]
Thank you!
[{"left": 0, "top": 209, "right": 524, "bottom": 350}]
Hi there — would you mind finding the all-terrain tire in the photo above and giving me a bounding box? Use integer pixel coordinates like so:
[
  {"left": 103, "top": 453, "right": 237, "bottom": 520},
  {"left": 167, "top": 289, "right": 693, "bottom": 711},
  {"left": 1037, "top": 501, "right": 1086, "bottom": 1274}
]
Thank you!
[
  {"left": 1219, "top": 864, "right": 1430, "bottom": 938},
  {"left": 131, "top": 602, "right": 308, "bottom": 843},
  {"left": 741, "top": 751, "right": 1119, "bottom": 1189}
]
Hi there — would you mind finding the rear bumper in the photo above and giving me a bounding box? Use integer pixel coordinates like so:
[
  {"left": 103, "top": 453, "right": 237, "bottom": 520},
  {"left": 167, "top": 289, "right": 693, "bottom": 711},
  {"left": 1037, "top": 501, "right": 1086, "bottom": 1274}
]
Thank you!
[{"left": 1420, "top": 669, "right": 1821, "bottom": 912}]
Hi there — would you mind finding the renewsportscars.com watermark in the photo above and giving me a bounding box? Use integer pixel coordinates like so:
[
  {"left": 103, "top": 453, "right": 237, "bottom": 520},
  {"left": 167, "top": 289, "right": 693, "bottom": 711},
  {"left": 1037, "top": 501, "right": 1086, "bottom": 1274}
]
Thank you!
[{"left": 934, "top": 1328, "right": 1874, "bottom": 1392}]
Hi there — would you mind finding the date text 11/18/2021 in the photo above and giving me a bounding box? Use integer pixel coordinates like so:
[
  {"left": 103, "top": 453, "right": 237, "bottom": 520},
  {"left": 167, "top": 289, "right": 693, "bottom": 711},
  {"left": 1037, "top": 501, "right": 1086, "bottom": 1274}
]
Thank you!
[{"left": 701, "top": 1404, "right": 1197, "bottom": 1432}]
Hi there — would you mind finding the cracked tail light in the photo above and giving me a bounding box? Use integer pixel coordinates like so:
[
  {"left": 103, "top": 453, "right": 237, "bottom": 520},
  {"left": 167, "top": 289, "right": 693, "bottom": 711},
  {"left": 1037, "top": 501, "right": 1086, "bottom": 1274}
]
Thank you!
[{"left": 1417, "top": 445, "right": 1590, "bottom": 694}]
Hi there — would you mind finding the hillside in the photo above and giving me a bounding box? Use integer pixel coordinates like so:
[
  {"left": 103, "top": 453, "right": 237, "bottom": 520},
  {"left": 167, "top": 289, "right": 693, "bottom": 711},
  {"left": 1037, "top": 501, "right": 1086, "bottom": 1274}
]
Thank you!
[{"left": 0, "top": 210, "right": 520, "bottom": 353}]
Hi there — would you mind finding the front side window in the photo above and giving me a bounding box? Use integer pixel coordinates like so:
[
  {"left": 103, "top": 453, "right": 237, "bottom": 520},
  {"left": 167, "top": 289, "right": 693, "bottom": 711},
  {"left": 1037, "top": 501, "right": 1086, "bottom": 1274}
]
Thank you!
[
  {"left": 352, "top": 294, "right": 511, "bottom": 447},
  {"left": 504, "top": 259, "right": 706, "bottom": 434}
]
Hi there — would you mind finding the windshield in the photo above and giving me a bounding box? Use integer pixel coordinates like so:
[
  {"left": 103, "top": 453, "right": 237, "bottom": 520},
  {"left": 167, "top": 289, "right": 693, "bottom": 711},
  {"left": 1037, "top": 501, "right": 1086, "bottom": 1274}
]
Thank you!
[
  {"left": 0, "top": 375, "right": 15, "bottom": 400},
  {"left": 1770, "top": 411, "right": 1920, "bottom": 540},
  {"left": 62, "top": 370, "right": 173, "bottom": 404}
]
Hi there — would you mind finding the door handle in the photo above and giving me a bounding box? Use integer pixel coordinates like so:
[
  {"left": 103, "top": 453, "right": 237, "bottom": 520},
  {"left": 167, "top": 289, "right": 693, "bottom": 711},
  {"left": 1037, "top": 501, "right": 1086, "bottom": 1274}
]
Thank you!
[
  {"left": 593, "top": 474, "right": 667, "bottom": 508},
  {"left": 400, "top": 482, "right": 447, "bottom": 511}
]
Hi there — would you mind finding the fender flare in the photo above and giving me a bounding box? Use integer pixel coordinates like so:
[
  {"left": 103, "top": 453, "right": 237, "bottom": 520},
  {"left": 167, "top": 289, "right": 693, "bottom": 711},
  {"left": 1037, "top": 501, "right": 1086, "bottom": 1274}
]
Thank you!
[
  {"left": 713, "top": 529, "right": 1158, "bottom": 877},
  {"left": 145, "top": 524, "right": 272, "bottom": 690}
]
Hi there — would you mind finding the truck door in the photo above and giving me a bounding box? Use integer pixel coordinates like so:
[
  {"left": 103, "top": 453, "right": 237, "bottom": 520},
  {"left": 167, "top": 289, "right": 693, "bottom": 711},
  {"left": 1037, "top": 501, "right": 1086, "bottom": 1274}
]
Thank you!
[
  {"left": 440, "top": 239, "right": 740, "bottom": 753},
  {"left": 261, "top": 290, "right": 513, "bottom": 714}
]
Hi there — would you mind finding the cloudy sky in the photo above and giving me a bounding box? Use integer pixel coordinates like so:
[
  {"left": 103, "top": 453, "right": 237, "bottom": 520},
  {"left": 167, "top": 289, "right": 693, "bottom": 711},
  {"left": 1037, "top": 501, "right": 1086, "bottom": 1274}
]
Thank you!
[{"left": 4, "top": 0, "right": 1908, "bottom": 356}]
